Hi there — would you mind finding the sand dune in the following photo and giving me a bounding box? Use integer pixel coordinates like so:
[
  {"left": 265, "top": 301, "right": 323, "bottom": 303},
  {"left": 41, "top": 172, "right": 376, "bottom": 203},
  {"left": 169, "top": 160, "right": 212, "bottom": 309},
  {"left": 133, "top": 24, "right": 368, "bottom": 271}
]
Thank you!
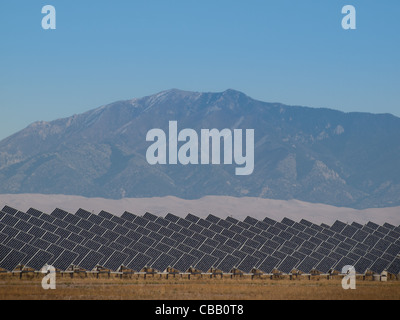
[{"left": 0, "top": 194, "right": 399, "bottom": 226}]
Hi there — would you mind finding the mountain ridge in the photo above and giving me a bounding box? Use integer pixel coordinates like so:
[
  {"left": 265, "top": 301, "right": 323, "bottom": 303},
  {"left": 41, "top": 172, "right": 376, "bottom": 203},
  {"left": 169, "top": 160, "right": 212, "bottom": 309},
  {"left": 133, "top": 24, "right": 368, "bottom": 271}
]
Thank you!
[{"left": 1, "top": 89, "right": 399, "bottom": 209}]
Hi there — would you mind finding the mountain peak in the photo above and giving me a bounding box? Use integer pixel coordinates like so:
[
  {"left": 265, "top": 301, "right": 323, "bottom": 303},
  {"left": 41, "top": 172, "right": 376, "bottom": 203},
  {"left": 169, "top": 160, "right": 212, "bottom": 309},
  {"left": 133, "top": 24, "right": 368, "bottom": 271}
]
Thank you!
[{"left": 1, "top": 89, "right": 400, "bottom": 209}]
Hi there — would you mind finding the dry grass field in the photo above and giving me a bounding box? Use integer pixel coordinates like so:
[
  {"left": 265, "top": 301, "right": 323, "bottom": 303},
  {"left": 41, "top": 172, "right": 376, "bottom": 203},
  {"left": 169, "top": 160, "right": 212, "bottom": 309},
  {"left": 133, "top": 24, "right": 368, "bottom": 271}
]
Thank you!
[{"left": 0, "top": 273, "right": 399, "bottom": 300}]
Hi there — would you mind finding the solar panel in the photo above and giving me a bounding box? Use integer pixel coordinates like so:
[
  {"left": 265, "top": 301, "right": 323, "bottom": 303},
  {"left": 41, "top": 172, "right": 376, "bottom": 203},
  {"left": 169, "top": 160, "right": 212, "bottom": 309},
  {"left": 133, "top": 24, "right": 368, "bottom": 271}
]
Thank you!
[
  {"left": 261, "top": 216, "right": 276, "bottom": 226},
  {"left": 1, "top": 214, "right": 19, "bottom": 227},
  {"left": 321, "top": 228, "right": 335, "bottom": 237},
  {"left": 330, "top": 221, "right": 347, "bottom": 233},
  {"left": 310, "top": 252, "right": 324, "bottom": 262},
  {"left": 13, "top": 219, "right": 31, "bottom": 233},
  {"left": 62, "top": 214, "right": 80, "bottom": 226},
  {"left": 315, "top": 257, "right": 337, "bottom": 274},
  {"left": 154, "top": 242, "right": 171, "bottom": 253},
  {"left": 180, "top": 228, "right": 194, "bottom": 238},
  {"left": 98, "top": 211, "right": 114, "bottom": 220},
  {"left": 237, "top": 255, "right": 259, "bottom": 273},
  {"left": 386, "top": 244, "right": 400, "bottom": 257},
  {"left": 100, "top": 219, "right": 117, "bottom": 231},
  {"left": 278, "top": 256, "right": 299, "bottom": 274},
  {"left": 0, "top": 245, "right": 26, "bottom": 271},
  {"left": 237, "top": 221, "right": 251, "bottom": 230},
  {"left": 41, "top": 232, "right": 60, "bottom": 244},
  {"left": 280, "top": 246, "right": 295, "bottom": 256},
  {"left": 296, "top": 256, "right": 318, "bottom": 273},
  {"left": 383, "top": 223, "right": 395, "bottom": 231},
  {"left": 387, "top": 258, "right": 400, "bottom": 275},
  {"left": 195, "top": 219, "right": 211, "bottom": 229},
  {"left": 206, "top": 214, "right": 221, "bottom": 224},
  {"left": 240, "top": 245, "right": 256, "bottom": 256},
  {"left": 51, "top": 250, "right": 79, "bottom": 271},
  {"left": 58, "top": 239, "right": 76, "bottom": 251},
  {"left": 19, "top": 244, "right": 40, "bottom": 265},
  {"left": 209, "top": 224, "right": 224, "bottom": 234},
  {"left": 87, "top": 214, "right": 104, "bottom": 225},
  {"left": 281, "top": 217, "right": 295, "bottom": 227},
  {"left": 258, "top": 256, "right": 281, "bottom": 274},
  {"left": 233, "top": 233, "right": 248, "bottom": 244},
  {"left": 191, "top": 233, "right": 206, "bottom": 245},
  {"left": 74, "top": 209, "right": 91, "bottom": 220},
  {"left": 15, "top": 211, "right": 30, "bottom": 222},
  {"left": 15, "top": 231, "right": 34, "bottom": 244},
  {"left": 2, "top": 206, "right": 18, "bottom": 215},
  {"left": 102, "top": 251, "right": 128, "bottom": 271},
  {"left": 217, "top": 255, "right": 240, "bottom": 273},
  {"left": 377, "top": 226, "right": 390, "bottom": 235},
  {"left": 51, "top": 208, "right": 69, "bottom": 220},
  {"left": 31, "top": 238, "right": 51, "bottom": 251},
  {"left": 120, "top": 211, "right": 136, "bottom": 222},
  {"left": 369, "top": 258, "right": 391, "bottom": 274},
  {"left": 335, "top": 257, "right": 356, "bottom": 272},
  {"left": 254, "top": 221, "right": 269, "bottom": 231},
  {"left": 110, "top": 215, "right": 125, "bottom": 225},
  {"left": 363, "top": 234, "right": 380, "bottom": 249},
  {"left": 173, "top": 253, "right": 197, "bottom": 272},
  {"left": 5, "top": 238, "right": 25, "bottom": 251},
  {"left": 341, "top": 225, "right": 358, "bottom": 238},
  {"left": 346, "top": 252, "right": 360, "bottom": 262},
  {"left": 25, "top": 250, "right": 53, "bottom": 271},
  {"left": 303, "top": 228, "right": 318, "bottom": 237},
  {"left": 103, "top": 230, "right": 119, "bottom": 243},
  {"left": 217, "top": 219, "right": 232, "bottom": 230},
  {"left": 188, "top": 224, "right": 203, "bottom": 234},
  {"left": 165, "top": 213, "right": 180, "bottom": 224},
  {"left": 150, "top": 253, "right": 175, "bottom": 272},
  {"left": 126, "top": 252, "right": 152, "bottom": 271},
  {"left": 72, "top": 245, "right": 92, "bottom": 266},
  {"left": 77, "top": 251, "right": 104, "bottom": 270},
  {"left": 195, "top": 254, "right": 218, "bottom": 272},
  {"left": 366, "top": 221, "right": 380, "bottom": 230},
  {"left": 243, "top": 216, "right": 258, "bottom": 226},
  {"left": 316, "top": 247, "right": 331, "bottom": 257}
]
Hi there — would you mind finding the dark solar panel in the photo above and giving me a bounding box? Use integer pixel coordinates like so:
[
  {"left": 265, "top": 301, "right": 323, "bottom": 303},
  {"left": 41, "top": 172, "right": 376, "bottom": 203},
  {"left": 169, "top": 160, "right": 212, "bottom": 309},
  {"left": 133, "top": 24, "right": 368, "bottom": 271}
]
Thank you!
[
  {"left": 258, "top": 256, "right": 280, "bottom": 273},
  {"left": 102, "top": 251, "right": 128, "bottom": 271},
  {"left": 387, "top": 258, "right": 400, "bottom": 275},
  {"left": 366, "top": 221, "right": 380, "bottom": 230},
  {"left": 126, "top": 252, "right": 152, "bottom": 271},
  {"left": 75, "top": 209, "right": 92, "bottom": 220},
  {"left": 150, "top": 253, "right": 175, "bottom": 272},
  {"left": 195, "top": 254, "right": 218, "bottom": 272},
  {"left": 0, "top": 246, "right": 26, "bottom": 271},
  {"left": 26, "top": 250, "right": 53, "bottom": 271},
  {"left": 369, "top": 258, "right": 391, "bottom": 274},
  {"left": 296, "top": 256, "right": 318, "bottom": 274},
  {"left": 330, "top": 221, "right": 347, "bottom": 233},
  {"left": 217, "top": 255, "right": 240, "bottom": 273},
  {"left": 206, "top": 215, "right": 221, "bottom": 224},
  {"left": 315, "top": 257, "right": 337, "bottom": 274},
  {"left": 277, "top": 256, "right": 299, "bottom": 274},
  {"left": 335, "top": 257, "right": 356, "bottom": 273},
  {"left": 237, "top": 255, "right": 259, "bottom": 273},
  {"left": 217, "top": 219, "right": 232, "bottom": 230},
  {"left": 143, "top": 212, "right": 158, "bottom": 222},
  {"left": 121, "top": 211, "right": 137, "bottom": 222},
  {"left": 173, "top": 253, "right": 197, "bottom": 272},
  {"left": 98, "top": 211, "right": 114, "bottom": 220}
]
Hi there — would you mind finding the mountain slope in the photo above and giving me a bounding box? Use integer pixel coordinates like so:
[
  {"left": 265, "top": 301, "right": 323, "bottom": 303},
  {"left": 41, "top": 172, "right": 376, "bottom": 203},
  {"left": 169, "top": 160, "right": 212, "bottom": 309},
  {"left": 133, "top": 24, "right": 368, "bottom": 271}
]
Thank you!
[{"left": 0, "top": 89, "right": 399, "bottom": 209}]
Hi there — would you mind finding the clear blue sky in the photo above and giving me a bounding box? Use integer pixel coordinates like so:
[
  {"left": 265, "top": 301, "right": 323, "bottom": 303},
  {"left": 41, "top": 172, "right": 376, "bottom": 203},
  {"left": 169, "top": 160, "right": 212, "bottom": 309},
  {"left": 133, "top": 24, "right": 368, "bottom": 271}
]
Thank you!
[{"left": 0, "top": 0, "right": 399, "bottom": 140}]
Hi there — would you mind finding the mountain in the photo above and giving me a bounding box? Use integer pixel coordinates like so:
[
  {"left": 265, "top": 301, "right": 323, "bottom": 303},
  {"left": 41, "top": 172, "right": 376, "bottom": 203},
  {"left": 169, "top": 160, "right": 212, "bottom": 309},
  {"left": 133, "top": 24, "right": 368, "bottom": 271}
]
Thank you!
[{"left": 0, "top": 89, "right": 399, "bottom": 209}]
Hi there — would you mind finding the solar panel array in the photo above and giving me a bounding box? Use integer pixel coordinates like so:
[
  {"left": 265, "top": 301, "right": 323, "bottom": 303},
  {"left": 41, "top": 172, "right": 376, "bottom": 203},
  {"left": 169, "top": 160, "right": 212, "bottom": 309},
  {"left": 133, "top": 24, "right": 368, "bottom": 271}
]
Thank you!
[{"left": 0, "top": 205, "right": 399, "bottom": 276}]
